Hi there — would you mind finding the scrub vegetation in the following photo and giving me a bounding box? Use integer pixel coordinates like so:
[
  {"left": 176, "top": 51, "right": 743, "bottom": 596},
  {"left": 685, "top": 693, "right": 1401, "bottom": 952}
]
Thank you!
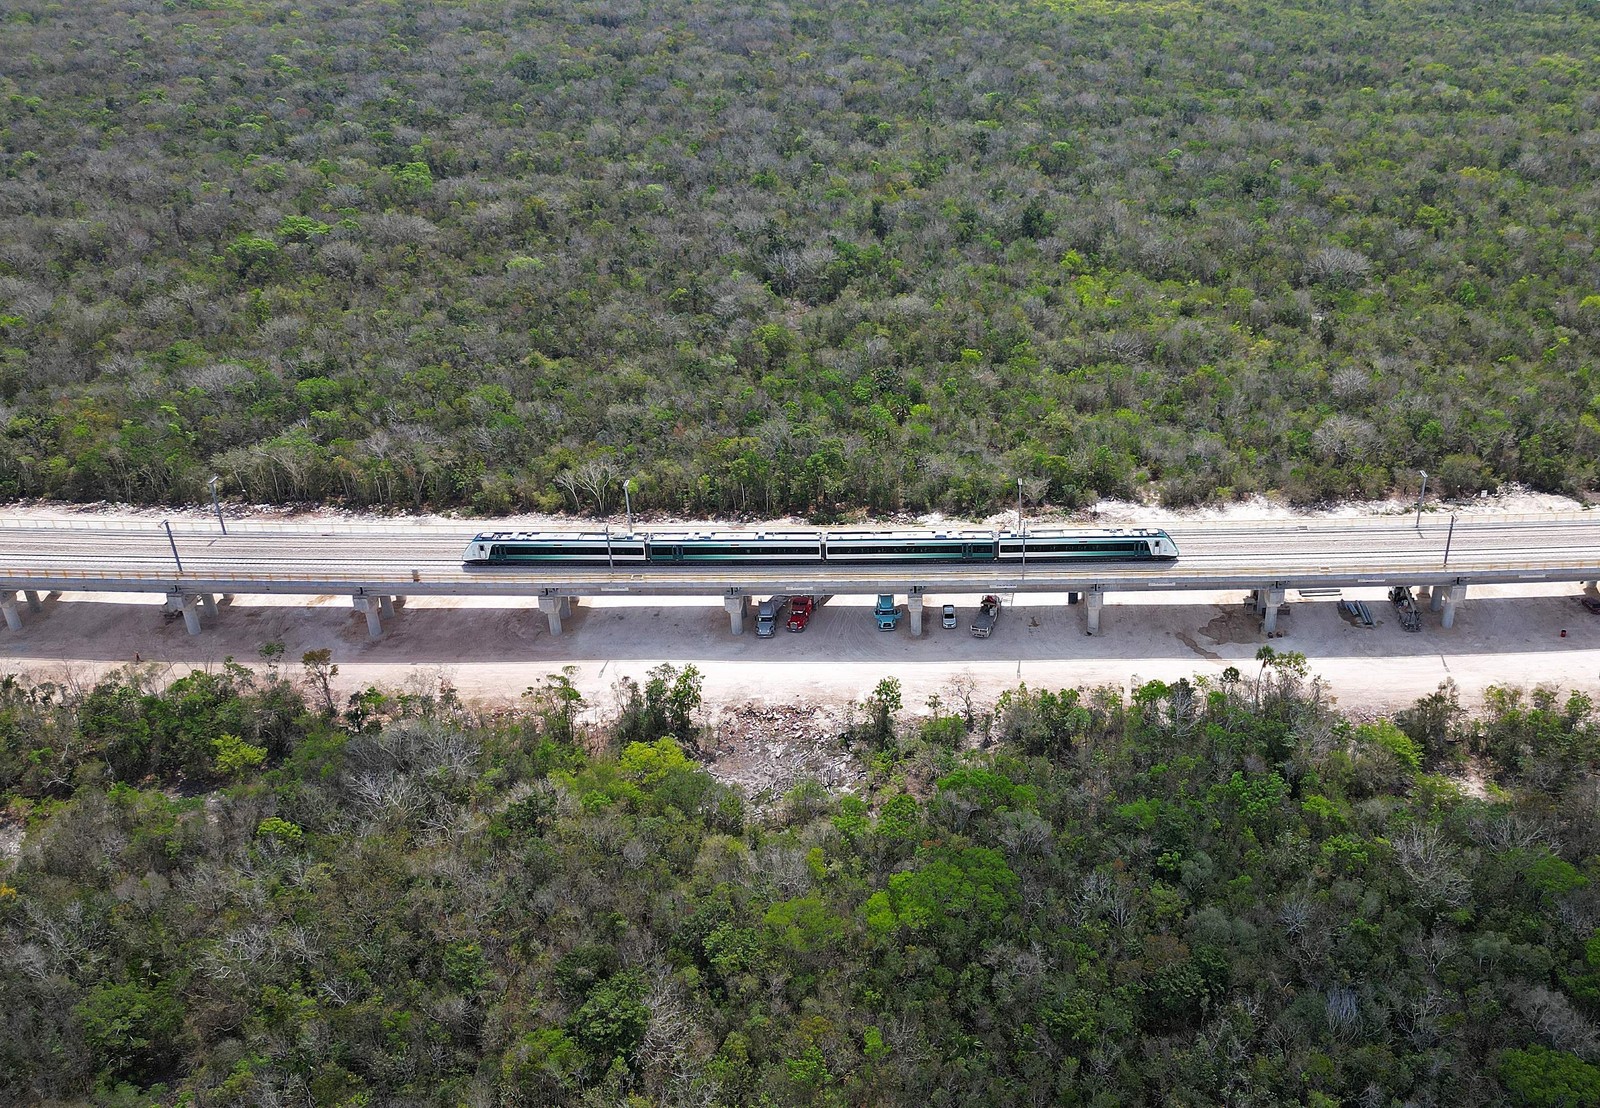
[
  {"left": 6, "top": 659, "right": 1600, "bottom": 1104},
  {"left": 2, "top": 0, "right": 1599, "bottom": 517}
]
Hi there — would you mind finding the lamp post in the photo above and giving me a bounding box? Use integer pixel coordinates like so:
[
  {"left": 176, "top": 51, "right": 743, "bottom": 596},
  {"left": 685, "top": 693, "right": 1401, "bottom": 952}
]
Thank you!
[
  {"left": 623, "top": 479, "right": 634, "bottom": 535},
  {"left": 1415, "top": 470, "right": 1428, "bottom": 531},
  {"left": 1017, "top": 478, "right": 1026, "bottom": 577},
  {"left": 208, "top": 475, "right": 227, "bottom": 535},
  {"left": 163, "top": 520, "right": 183, "bottom": 573}
]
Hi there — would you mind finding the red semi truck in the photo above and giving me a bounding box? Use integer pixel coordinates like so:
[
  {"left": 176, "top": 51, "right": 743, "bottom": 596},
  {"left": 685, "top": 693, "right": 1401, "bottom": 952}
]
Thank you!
[{"left": 786, "top": 595, "right": 815, "bottom": 631}]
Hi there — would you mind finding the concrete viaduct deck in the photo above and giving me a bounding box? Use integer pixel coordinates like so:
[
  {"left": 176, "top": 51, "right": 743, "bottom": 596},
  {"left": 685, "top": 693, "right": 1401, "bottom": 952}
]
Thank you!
[{"left": 0, "top": 512, "right": 1595, "bottom": 639}]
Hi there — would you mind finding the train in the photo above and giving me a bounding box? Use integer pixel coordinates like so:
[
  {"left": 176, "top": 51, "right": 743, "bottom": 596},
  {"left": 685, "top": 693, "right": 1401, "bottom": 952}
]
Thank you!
[{"left": 461, "top": 526, "right": 1179, "bottom": 566}]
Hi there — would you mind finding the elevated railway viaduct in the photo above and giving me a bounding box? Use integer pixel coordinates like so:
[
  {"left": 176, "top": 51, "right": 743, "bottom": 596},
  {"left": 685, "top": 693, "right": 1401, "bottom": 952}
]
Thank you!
[{"left": 0, "top": 512, "right": 1595, "bottom": 642}]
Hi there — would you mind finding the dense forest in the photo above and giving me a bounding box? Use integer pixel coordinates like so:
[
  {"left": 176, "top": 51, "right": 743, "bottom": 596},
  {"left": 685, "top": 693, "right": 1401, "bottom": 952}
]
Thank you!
[
  {"left": 1, "top": 0, "right": 1599, "bottom": 518},
  {"left": 5, "top": 657, "right": 1600, "bottom": 1104}
]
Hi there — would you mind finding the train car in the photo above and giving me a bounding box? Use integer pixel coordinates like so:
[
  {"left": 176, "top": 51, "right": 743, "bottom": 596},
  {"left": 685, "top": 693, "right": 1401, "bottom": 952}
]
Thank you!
[
  {"left": 822, "top": 529, "right": 1000, "bottom": 563},
  {"left": 644, "top": 531, "right": 825, "bottom": 564},
  {"left": 462, "top": 525, "right": 1178, "bottom": 567},
  {"left": 995, "top": 527, "right": 1179, "bottom": 561},
  {"left": 462, "top": 531, "right": 648, "bottom": 566}
]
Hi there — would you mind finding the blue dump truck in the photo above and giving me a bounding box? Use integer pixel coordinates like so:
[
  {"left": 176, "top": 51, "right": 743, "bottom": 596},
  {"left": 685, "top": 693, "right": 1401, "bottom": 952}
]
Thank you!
[{"left": 874, "top": 594, "right": 900, "bottom": 631}]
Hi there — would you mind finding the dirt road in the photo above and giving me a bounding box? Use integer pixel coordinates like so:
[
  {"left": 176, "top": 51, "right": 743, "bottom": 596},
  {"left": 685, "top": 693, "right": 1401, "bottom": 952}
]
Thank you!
[{"left": 2, "top": 582, "right": 1596, "bottom": 716}]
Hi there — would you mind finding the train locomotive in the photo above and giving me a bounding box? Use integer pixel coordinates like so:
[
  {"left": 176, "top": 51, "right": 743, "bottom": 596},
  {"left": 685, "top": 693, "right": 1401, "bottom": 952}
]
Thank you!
[{"left": 461, "top": 526, "right": 1178, "bottom": 566}]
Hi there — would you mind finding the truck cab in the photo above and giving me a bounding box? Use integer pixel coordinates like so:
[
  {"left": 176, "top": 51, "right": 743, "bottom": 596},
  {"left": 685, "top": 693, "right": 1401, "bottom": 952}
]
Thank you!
[
  {"left": 787, "top": 595, "right": 815, "bottom": 631},
  {"left": 755, "top": 599, "right": 779, "bottom": 637},
  {"left": 874, "top": 594, "right": 899, "bottom": 631}
]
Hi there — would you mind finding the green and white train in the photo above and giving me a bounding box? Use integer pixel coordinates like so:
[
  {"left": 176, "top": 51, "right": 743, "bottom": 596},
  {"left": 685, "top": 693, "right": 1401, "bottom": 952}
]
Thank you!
[{"left": 462, "top": 526, "right": 1178, "bottom": 566}]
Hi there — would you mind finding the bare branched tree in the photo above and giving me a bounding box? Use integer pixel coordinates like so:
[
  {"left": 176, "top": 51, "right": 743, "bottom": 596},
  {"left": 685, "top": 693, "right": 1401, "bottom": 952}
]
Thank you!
[{"left": 558, "top": 457, "right": 621, "bottom": 514}]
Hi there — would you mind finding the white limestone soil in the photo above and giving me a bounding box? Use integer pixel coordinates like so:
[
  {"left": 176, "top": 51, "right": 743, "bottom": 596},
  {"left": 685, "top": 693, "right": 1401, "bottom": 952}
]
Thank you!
[
  {"left": 0, "top": 489, "right": 1595, "bottom": 719},
  {"left": 1, "top": 582, "right": 1598, "bottom": 721},
  {"left": 3, "top": 482, "right": 1586, "bottom": 532}
]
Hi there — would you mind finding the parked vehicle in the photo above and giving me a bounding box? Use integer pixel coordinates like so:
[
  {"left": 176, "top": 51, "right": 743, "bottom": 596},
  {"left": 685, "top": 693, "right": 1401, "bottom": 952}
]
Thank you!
[
  {"left": 970, "top": 595, "right": 1000, "bottom": 638},
  {"left": 787, "top": 595, "right": 815, "bottom": 631},
  {"left": 874, "top": 594, "right": 899, "bottom": 631},
  {"left": 941, "top": 603, "right": 957, "bottom": 629},
  {"left": 755, "top": 598, "right": 780, "bottom": 637}
]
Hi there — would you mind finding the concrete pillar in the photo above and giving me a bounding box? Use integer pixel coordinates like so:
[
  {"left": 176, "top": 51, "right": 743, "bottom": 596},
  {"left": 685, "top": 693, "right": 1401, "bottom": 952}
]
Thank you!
[
  {"left": 221, "top": 594, "right": 234, "bottom": 604},
  {"left": 1086, "top": 590, "right": 1104, "bottom": 635},
  {"left": 200, "top": 593, "right": 218, "bottom": 617},
  {"left": 391, "top": 595, "right": 406, "bottom": 609},
  {"left": 722, "top": 595, "right": 749, "bottom": 635},
  {"left": 537, "top": 595, "right": 566, "bottom": 636},
  {"left": 561, "top": 595, "right": 574, "bottom": 618},
  {"left": 24, "top": 590, "right": 41, "bottom": 613},
  {"left": 1261, "top": 588, "right": 1286, "bottom": 634},
  {"left": 352, "top": 596, "right": 383, "bottom": 639},
  {"left": 181, "top": 596, "right": 202, "bottom": 636},
  {"left": 378, "top": 595, "right": 394, "bottom": 619},
  {"left": 1441, "top": 584, "right": 1467, "bottom": 629},
  {"left": 1, "top": 593, "right": 20, "bottom": 632},
  {"left": 908, "top": 595, "right": 923, "bottom": 637},
  {"left": 1428, "top": 586, "right": 1444, "bottom": 612}
]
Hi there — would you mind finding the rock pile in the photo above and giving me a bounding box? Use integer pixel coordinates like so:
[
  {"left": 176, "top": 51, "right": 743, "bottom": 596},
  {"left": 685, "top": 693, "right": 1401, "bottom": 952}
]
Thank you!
[{"left": 700, "top": 702, "right": 863, "bottom": 803}]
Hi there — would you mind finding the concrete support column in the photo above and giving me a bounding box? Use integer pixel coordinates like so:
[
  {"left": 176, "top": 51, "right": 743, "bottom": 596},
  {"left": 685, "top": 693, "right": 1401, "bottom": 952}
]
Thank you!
[
  {"left": 561, "top": 595, "right": 574, "bottom": 618},
  {"left": 24, "top": 590, "right": 41, "bottom": 613},
  {"left": 908, "top": 595, "right": 924, "bottom": 637},
  {"left": 1, "top": 593, "right": 20, "bottom": 632},
  {"left": 352, "top": 596, "right": 383, "bottom": 639},
  {"left": 722, "top": 595, "right": 749, "bottom": 635},
  {"left": 1261, "top": 588, "right": 1286, "bottom": 634},
  {"left": 377, "top": 595, "right": 395, "bottom": 619},
  {"left": 1086, "top": 589, "right": 1104, "bottom": 635},
  {"left": 181, "top": 596, "right": 202, "bottom": 636},
  {"left": 1429, "top": 586, "right": 1445, "bottom": 612},
  {"left": 221, "top": 594, "right": 234, "bottom": 604},
  {"left": 1441, "top": 584, "right": 1467, "bottom": 629},
  {"left": 537, "top": 595, "right": 566, "bottom": 636},
  {"left": 391, "top": 595, "right": 406, "bottom": 609},
  {"left": 200, "top": 593, "right": 218, "bottom": 618}
]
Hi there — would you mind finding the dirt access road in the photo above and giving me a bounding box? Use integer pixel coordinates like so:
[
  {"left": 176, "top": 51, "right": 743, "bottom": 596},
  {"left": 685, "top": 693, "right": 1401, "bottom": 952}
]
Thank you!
[
  {"left": 0, "top": 498, "right": 1596, "bottom": 718},
  {"left": 2, "top": 580, "right": 1598, "bottom": 718}
]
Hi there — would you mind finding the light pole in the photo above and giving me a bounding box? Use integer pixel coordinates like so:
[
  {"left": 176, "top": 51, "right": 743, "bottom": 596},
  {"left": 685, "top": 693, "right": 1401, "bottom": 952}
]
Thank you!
[
  {"left": 208, "top": 475, "right": 227, "bottom": 535},
  {"left": 163, "top": 520, "right": 183, "bottom": 573},
  {"left": 624, "top": 479, "right": 634, "bottom": 535},
  {"left": 1017, "top": 478, "right": 1026, "bottom": 577},
  {"left": 1443, "top": 512, "right": 1456, "bottom": 567},
  {"left": 1415, "top": 470, "right": 1428, "bottom": 531}
]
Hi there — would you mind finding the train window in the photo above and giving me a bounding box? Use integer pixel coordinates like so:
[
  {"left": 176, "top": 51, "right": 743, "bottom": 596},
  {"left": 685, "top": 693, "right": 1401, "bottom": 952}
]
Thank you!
[{"left": 507, "top": 544, "right": 611, "bottom": 555}]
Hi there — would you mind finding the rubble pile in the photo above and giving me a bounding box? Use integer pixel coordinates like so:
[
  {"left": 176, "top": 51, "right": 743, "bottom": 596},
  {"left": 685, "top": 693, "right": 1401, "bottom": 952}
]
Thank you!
[{"left": 700, "top": 702, "right": 863, "bottom": 803}]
